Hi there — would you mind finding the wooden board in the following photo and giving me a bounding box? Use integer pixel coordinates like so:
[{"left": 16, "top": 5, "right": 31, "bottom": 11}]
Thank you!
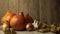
[
  {"left": 19, "top": 0, "right": 39, "bottom": 19},
  {"left": 0, "top": 31, "right": 55, "bottom": 34},
  {"left": 9, "top": 0, "right": 18, "bottom": 14},
  {"left": 0, "top": 0, "right": 8, "bottom": 19}
]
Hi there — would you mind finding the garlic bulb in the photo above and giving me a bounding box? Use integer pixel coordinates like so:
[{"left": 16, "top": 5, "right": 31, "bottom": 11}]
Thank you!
[
  {"left": 32, "top": 19, "right": 39, "bottom": 29},
  {"left": 57, "top": 24, "right": 60, "bottom": 32},
  {"left": 50, "top": 24, "right": 57, "bottom": 32},
  {"left": 2, "top": 23, "right": 9, "bottom": 31}
]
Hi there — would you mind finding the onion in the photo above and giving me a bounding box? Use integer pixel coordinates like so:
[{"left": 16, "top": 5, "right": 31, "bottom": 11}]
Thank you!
[
  {"left": 25, "top": 13, "right": 33, "bottom": 23},
  {"left": 26, "top": 23, "right": 34, "bottom": 31},
  {"left": 1, "top": 10, "right": 15, "bottom": 24}
]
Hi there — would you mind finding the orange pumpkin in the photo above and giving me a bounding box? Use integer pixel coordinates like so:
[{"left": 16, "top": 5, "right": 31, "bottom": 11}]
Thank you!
[
  {"left": 1, "top": 10, "right": 15, "bottom": 24},
  {"left": 10, "top": 12, "right": 26, "bottom": 30}
]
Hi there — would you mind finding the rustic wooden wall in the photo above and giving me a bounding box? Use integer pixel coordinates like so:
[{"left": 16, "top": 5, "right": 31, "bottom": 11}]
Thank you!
[
  {"left": 0, "top": 0, "right": 59, "bottom": 24},
  {"left": 0, "top": 0, "right": 8, "bottom": 19},
  {"left": 51, "top": 0, "right": 58, "bottom": 23},
  {"left": 0, "top": 0, "right": 39, "bottom": 20},
  {"left": 19, "top": 0, "right": 39, "bottom": 19},
  {"left": 0, "top": 0, "right": 18, "bottom": 18},
  {"left": 9, "top": 0, "right": 18, "bottom": 14},
  {"left": 39, "top": 0, "right": 59, "bottom": 24},
  {"left": 39, "top": 0, "right": 52, "bottom": 24}
]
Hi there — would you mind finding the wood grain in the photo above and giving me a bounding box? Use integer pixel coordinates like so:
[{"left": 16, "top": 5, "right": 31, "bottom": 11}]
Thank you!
[
  {"left": 19, "top": 0, "right": 39, "bottom": 19},
  {"left": 0, "top": 0, "right": 8, "bottom": 19},
  {"left": 0, "top": 0, "right": 59, "bottom": 24},
  {"left": 9, "top": 0, "right": 18, "bottom": 14}
]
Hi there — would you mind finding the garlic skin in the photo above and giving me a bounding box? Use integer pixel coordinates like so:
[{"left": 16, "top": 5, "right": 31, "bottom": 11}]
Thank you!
[
  {"left": 50, "top": 24, "right": 57, "bottom": 32},
  {"left": 2, "top": 23, "right": 9, "bottom": 31},
  {"left": 57, "top": 27, "right": 60, "bottom": 31},
  {"left": 32, "top": 19, "right": 39, "bottom": 29}
]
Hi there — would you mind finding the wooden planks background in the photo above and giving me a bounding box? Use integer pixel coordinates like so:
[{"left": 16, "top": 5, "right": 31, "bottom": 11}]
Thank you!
[{"left": 0, "top": 0, "right": 59, "bottom": 24}]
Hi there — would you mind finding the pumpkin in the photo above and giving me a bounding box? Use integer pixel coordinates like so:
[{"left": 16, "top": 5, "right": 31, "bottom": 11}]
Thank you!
[
  {"left": 10, "top": 12, "right": 26, "bottom": 30},
  {"left": 1, "top": 10, "right": 15, "bottom": 24}
]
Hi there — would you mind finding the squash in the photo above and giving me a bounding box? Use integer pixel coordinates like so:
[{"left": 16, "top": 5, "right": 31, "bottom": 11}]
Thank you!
[{"left": 10, "top": 12, "right": 26, "bottom": 30}]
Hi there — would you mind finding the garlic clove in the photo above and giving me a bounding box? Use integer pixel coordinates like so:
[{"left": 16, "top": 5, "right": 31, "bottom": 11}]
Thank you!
[{"left": 2, "top": 23, "right": 9, "bottom": 31}]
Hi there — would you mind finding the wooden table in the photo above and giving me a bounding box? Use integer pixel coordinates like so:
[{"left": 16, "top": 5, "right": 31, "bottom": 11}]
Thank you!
[
  {"left": 0, "top": 26, "right": 55, "bottom": 34},
  {"left": 0, "top": 31, "right": 55, "bottom": 34}
]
